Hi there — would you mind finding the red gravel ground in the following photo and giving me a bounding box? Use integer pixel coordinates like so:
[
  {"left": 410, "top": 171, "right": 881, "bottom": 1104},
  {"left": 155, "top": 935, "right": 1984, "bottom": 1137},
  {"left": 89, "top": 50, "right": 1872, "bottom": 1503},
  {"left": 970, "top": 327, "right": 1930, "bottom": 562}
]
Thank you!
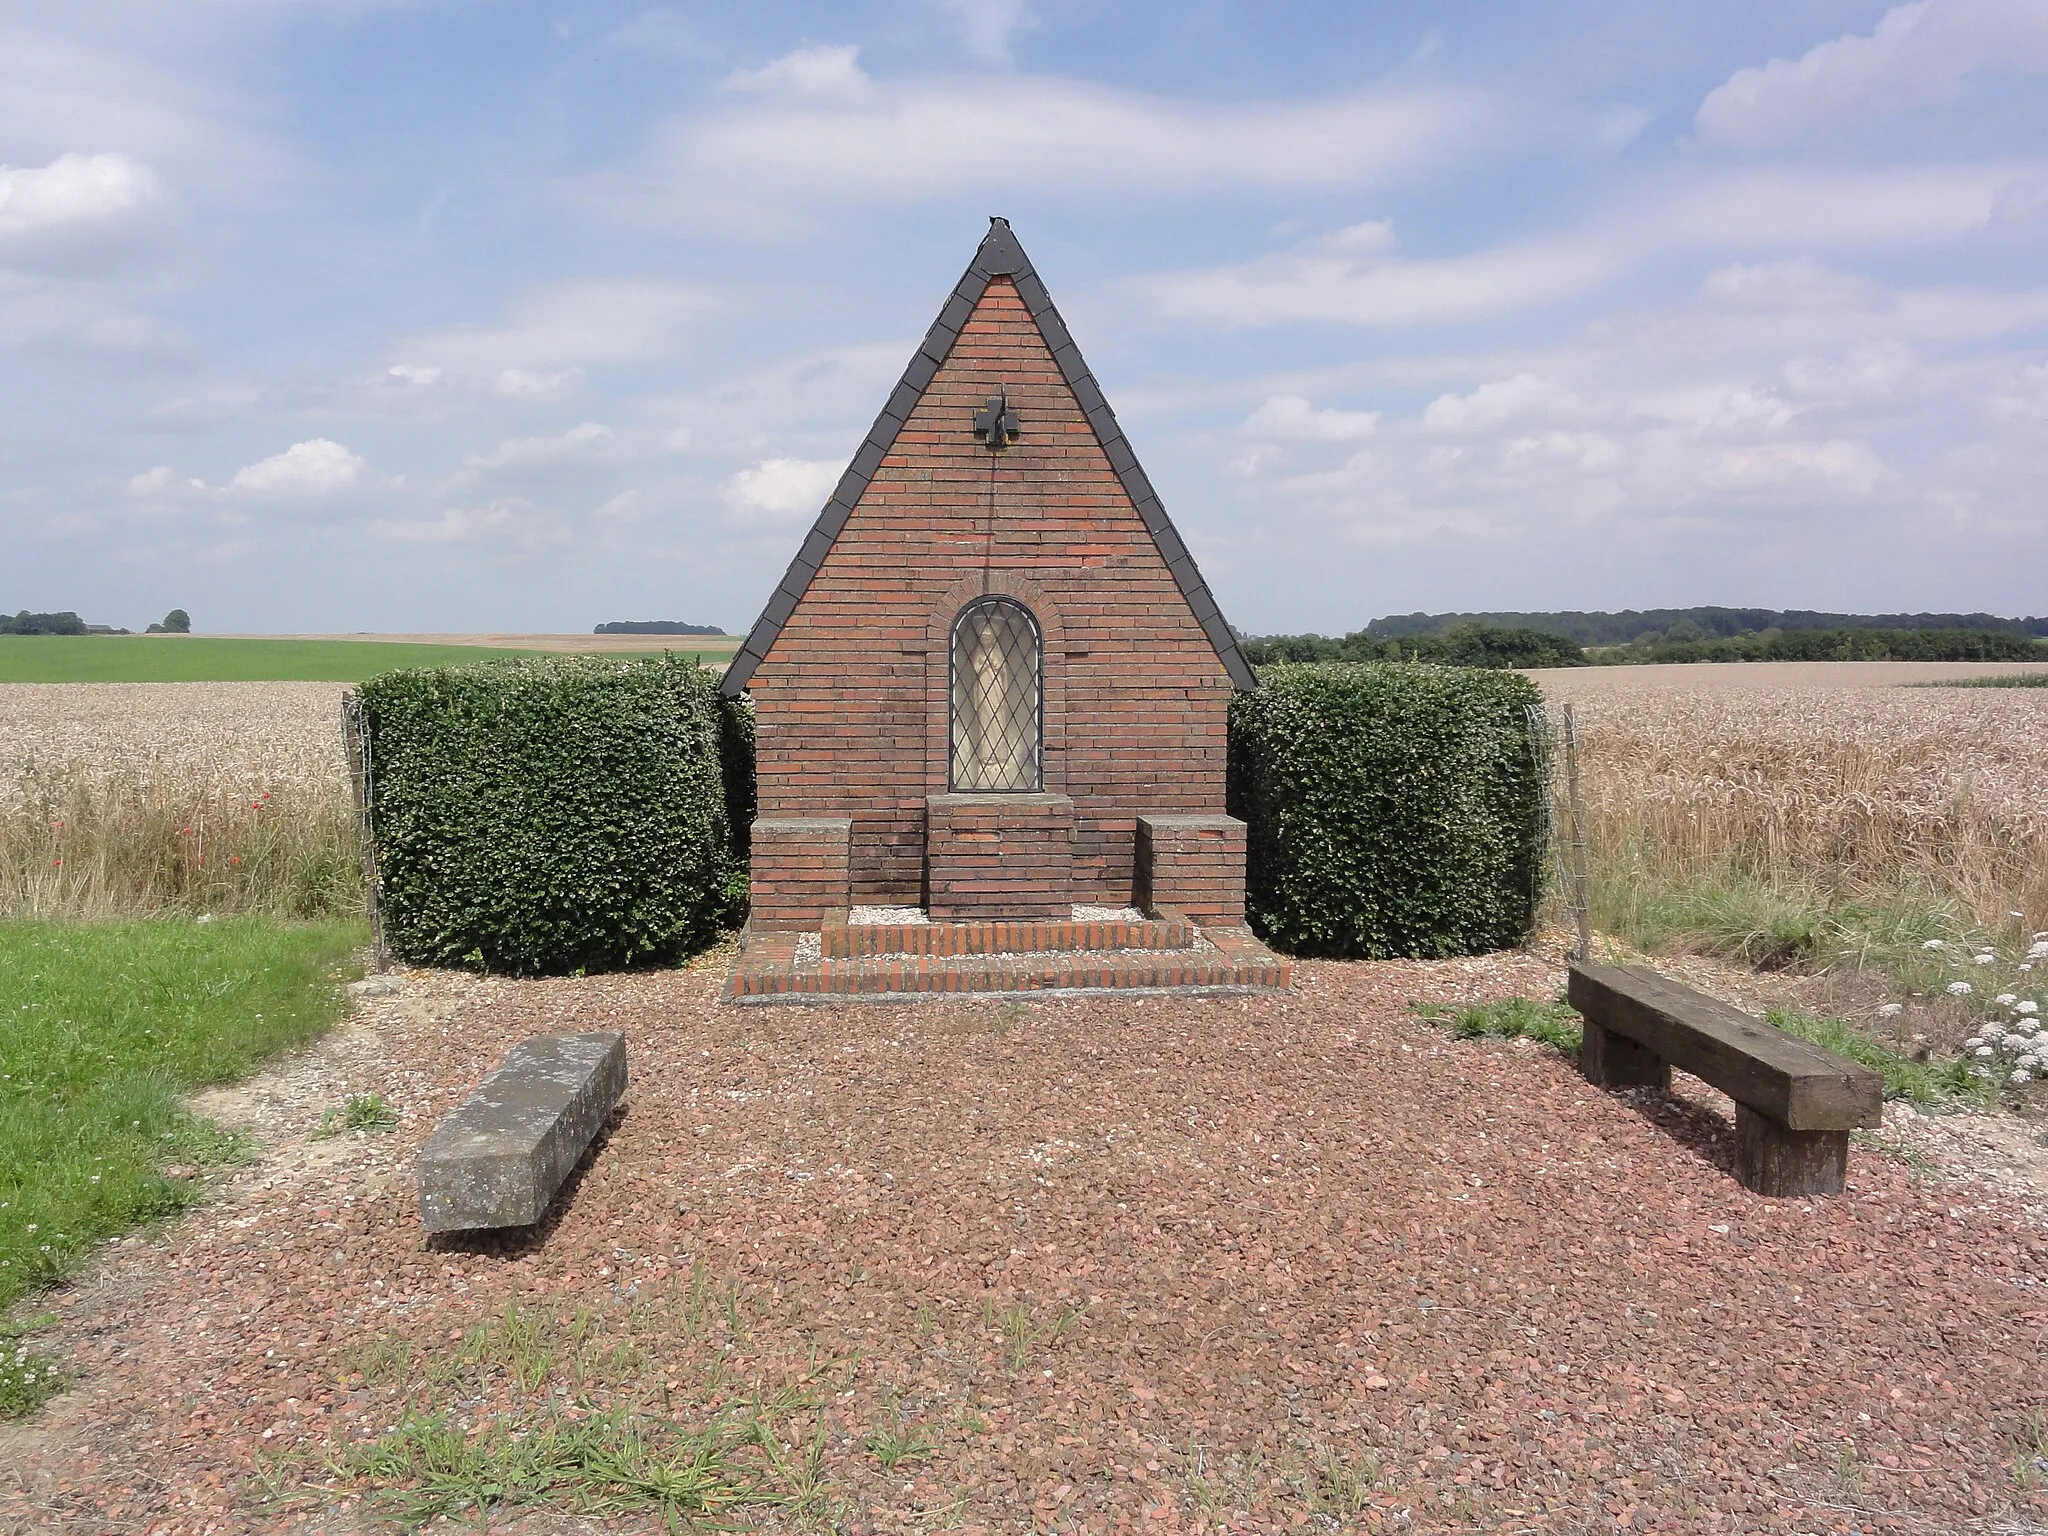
[{"left": 4, "top": 949, "right": 2048, "bottom": 1535}]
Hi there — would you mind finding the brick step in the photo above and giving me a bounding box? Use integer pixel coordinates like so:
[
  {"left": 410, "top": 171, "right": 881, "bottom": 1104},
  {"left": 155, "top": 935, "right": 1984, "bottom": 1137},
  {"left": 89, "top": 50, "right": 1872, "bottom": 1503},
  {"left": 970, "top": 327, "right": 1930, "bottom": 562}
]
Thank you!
[
  {"left": 728, "top": 926, "right": 1290, "bottom": 1003},
  {"left": 823, "top": 912, "right": 1193, "bottom": 958}
]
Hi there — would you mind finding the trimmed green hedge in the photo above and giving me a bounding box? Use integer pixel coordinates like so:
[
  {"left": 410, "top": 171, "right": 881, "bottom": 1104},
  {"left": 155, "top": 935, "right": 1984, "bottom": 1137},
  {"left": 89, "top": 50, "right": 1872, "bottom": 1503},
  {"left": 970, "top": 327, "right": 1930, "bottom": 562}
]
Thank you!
[
  {"left": 356, "top": 655, "right": 748, "bottom": 975},
  {"left": 1228, "top": 663, "right": 1546, "bottom": 959}
]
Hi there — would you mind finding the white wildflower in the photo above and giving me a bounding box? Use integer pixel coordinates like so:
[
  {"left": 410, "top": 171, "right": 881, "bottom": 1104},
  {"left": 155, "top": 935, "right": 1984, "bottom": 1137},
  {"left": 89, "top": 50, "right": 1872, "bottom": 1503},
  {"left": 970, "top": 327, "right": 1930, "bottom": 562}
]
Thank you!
[
  {"left": 1923, "top": 940, "right": 1947, "bottom": 950},
  {"left": 2021, "top": 1001, "right": 2041, "bottom": 1016},
  {"left": 2030, "top": 941, "right": 2048, "bottom": 958},
  {"left": 2015, "top": 1070, "right": 2033, "bottom": 1086},
  {"left": 1948, "top": 981, "right": 1975, "bottom": 996},
  {"left": 1965, "top": 1037, "right": 1987, "bottom": 1051},
  {"left": 1977, "top": 1046, "right": 1997, "bottom": 1058},
  {"left": 1977, "top": 953, "right": 1997, "bottom": 965},
  {"left": 1999, "top": 994, "right": 2020, "bottom": 1007}
]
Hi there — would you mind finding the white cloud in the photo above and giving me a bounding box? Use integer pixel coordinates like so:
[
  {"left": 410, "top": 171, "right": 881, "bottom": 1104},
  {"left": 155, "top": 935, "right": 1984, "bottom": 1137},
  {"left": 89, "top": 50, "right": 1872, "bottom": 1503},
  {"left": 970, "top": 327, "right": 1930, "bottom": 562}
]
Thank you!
[
  {"left": 1702, "top": 439, "right": 1894, "bottom": 497},
  {"left": 0, "top": 11, "right": 294, "bottom": 196},
  {"left": 228, "top": 439, "right": 366, "bottom": 497},
  {"left": 723, "top": 457, "right": 840, "bottom": 521},
  {"left": 574, "top": 47, "right": 1487, "bottom": 233},
  {"left": 0, "top": 152, "right": 173, "bottom": 276},
  {"left": 1240, "top": 394, "right": 1379, "bottom": 442},
  {"left": 124, "top": 464, "right": 203, "bottom": 499},
  {"left": 1697, "top": 0, "right": 2048, "bottom": 149},
  {"left": 399, "top": 279, "right": 720, "bottom": 377},
  {"left": 368, "top": 499, "right": 573, "bottom": 551},
  {"left": 1421, "top": 375, "right": 1602, "bottom": 435},
  {"left": 1140, "top": 163, "right": 2042, "bottom": 328},
  {"left": 932, "top": 0, "right": 1036, "bottom": 64},
  {"left": 1700, "top": 259, "right": 1886, "bottom": 312},
  {"left": 465, "top": 422, "right": 621, "bottom": 471},
  {"left": 1988, "top": 362, "right": 2048, "bottom": 421},
  {"left": 369, "top": 505, "right": 513, "bottom": 543}
]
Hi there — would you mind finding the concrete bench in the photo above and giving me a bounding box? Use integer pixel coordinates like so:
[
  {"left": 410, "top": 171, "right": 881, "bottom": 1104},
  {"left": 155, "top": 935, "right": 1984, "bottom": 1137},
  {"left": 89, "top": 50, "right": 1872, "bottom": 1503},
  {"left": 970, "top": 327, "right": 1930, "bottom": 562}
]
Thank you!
[
  {"left": 418, "top": 1032, "right": 627, "bottom": 1232},
  {"left": 1566, "top": 962, "right": 1882, "bottom": 1197}
]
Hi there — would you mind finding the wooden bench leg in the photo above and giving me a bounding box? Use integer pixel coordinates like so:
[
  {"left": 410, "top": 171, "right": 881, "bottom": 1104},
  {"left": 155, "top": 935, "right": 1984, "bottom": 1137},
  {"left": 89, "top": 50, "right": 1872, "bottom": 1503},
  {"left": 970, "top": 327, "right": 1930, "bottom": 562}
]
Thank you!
[
  {"left": 1734, "top": 1106, "right": 1848, "bottom": 1197},
  {"left": 1580, "top": 1020, "right": 1671, "bottom": 1090}
]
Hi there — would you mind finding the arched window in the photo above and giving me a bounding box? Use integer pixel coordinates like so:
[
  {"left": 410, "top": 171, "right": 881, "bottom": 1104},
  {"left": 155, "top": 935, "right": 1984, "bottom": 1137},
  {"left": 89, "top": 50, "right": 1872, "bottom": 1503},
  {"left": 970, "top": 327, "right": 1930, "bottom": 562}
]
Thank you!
[{"left": 950, "top": 597, "right": 1042, "bottom": 792}]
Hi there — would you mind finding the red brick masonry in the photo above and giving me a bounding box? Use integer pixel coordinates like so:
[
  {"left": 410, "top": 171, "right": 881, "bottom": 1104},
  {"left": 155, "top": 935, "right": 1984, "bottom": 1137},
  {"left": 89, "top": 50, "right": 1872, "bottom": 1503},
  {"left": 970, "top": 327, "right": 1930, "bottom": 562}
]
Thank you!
[
  {"left": 1136, "top": 813, "right": 1247, "bottom": 924},
  {"left": 746, "top": 275, "right": 1235, "bottom": 905},
  {"left": 726, "top": 922, "right": 1290, "bottom": 1002},
  {"left": 747, "top": 817, "right": 852, "bottom": 932},
  {"left": 925, "top": 793, "right": 1074, "bottom": 921},
  {"left": 823, "top": 912, "right": 1192, "bottom": 958}
]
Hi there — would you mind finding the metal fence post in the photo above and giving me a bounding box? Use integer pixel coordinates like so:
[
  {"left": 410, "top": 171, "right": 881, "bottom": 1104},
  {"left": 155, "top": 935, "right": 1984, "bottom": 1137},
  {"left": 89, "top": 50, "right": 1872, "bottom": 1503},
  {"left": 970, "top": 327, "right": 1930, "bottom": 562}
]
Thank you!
[{"left": 340, "top": 691, "right": 388, "bottom": 971}]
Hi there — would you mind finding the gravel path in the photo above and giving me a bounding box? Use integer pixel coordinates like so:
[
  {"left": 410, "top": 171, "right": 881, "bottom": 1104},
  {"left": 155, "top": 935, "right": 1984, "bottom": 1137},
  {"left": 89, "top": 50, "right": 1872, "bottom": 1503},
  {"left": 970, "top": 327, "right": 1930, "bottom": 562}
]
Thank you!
[{"left": 4, "top": 949, "right": 2047, "bottom": 1535}]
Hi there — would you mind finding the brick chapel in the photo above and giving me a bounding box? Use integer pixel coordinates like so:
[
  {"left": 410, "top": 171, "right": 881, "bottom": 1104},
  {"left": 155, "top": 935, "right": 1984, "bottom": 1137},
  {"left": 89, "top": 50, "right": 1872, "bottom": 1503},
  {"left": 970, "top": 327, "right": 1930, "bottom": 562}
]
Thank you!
[{"left": 720, "top": 220, "right": 1286, "bottom": 998}]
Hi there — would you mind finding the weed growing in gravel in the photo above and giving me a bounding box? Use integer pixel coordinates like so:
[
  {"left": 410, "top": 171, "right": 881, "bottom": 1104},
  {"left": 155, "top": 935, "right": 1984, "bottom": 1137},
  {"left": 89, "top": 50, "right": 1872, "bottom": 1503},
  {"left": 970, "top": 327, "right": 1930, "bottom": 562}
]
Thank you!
[
  {"left": 1297, "top": 1444, "right": 1381, "bottom": 1517},
  {"left": 459, "top": 1300, "right": 555, "bottom": 1394},
  {"left": 2011, "top": 1410, "right": 2048, "bottom": 1488},
  {"left": 0, "top": 918, "right": 360, "bottom": 1309},
  {"left": 1412, "top": 997, "right": 1582, "bottom": 1056},
  {"left": 331, "top": 1392, "right": 830, "bottom": 1530},
  {"left": 864, "top": 1422, "right": 936, "bottom": 1469},
  {"left": 0, "top": 1314, "right": 63, "bottom": 1420},
  {"left": 311, "top": 1093, "right": 396, "bottom": 1139},
  {"left": 991, "top": 1300, "right": 1082, "bottom": 1372}
]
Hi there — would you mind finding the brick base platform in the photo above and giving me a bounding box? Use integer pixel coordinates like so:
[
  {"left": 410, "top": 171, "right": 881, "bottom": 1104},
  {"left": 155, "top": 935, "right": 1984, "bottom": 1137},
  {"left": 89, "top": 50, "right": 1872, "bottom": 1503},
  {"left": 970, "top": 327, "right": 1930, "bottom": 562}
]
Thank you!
[
  {"left": 726, "top": 921, "right": 1290, "bottom": 1003},
  {"left": 823, "top": 911, "right": 1192, "bottom": 958}
]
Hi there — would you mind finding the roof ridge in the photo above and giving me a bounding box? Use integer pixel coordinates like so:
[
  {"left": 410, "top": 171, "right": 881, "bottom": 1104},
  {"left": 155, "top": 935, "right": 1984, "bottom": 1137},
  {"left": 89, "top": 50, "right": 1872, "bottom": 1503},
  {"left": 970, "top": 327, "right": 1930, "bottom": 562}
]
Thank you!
[{"left": 720, "top": 218, "right": 1255, "bottom": 695}]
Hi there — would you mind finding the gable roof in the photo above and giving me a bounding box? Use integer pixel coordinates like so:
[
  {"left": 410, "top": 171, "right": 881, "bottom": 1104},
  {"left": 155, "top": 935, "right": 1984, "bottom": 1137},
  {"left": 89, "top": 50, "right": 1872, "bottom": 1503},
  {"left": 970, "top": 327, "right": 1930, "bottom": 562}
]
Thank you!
[{"left": 720, "top": 218, "right": 1258, "bottom": 696}]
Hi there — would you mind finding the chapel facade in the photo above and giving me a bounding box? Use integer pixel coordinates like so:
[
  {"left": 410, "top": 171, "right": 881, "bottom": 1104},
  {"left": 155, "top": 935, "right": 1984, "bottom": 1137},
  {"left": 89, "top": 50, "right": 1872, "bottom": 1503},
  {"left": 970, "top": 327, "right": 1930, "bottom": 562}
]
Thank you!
[{"left": 721, "top": 219, "right": 1261, "bottom": 940}]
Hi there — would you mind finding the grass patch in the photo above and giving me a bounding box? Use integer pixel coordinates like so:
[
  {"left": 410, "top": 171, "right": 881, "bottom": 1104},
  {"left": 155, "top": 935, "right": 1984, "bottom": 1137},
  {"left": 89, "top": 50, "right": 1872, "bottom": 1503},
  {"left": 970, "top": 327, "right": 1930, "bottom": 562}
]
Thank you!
[
  {"left": 330, "top": 1393, "right": 829, "bottom": 1530},
  {"left": 1764, "top": 1007, "right": 1990, "bottom": 1108},
  {"left": 0, "top": 636, "right": 743, "bottom": 683},
  {"left": 1925, "top": 673, "right": 2048, "bottom": 689},
  {"left": 0, "top": 637, "right": 563, "bottom": 684},
  {"left": 1413, "top": 996, "right": 1583, "bottom": 1055},
  {"left": 312, "top": 1093, "right": 396, "bottom": 1139},
  {"left": 1585, "top": 859, "right": 2033, "bottom": 1001},
  {"left": 865, "top": 1422, "right": 937, "bottom": 1469},
  {"left": 0, "top": 1313, "right": 63, "bottom": 1418},
  {"left": 990, "top": 1300, "right": 1082, "bottom": 1373},
  {"left": 0, "top": 917, "right": 363, "bottom": 1315}
]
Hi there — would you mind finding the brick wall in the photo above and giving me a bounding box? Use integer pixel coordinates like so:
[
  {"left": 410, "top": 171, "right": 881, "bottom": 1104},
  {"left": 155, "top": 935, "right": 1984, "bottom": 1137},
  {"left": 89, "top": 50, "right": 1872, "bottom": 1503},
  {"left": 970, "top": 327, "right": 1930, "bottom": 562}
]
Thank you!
[
  {"left": 926, "top": 793, "right": 1075, "bottom": 920},
  {"left": 748, "top": 277, "right": 1233, "bottom": 907},
  {"left": 1136, "top": 813, "right": 1247, "bottom": 925},
  {"left": 747, "top": 817, "right": 851, "bottom": 930}
]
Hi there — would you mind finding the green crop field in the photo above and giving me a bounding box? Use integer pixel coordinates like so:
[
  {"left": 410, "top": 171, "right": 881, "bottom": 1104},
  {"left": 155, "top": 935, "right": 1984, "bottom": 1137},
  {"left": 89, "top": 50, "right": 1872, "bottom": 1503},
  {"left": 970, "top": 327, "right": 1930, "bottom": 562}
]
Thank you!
[{"left": 0, "top": 637, "right": 724, "bottom": 684}]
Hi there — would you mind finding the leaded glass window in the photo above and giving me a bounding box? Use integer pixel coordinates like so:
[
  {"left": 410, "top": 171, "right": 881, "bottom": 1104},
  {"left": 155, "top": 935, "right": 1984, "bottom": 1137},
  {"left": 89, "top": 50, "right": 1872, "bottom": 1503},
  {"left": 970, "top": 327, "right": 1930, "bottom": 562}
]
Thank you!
[{"left": 950, "top": 597, "right": 1041, "bottom": 792}]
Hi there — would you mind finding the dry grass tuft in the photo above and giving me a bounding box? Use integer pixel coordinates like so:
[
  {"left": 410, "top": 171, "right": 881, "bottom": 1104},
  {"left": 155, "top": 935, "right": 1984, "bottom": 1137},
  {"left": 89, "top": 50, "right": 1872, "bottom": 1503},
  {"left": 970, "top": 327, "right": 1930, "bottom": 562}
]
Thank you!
[{"left": 0, "top": 682, "right": 362, "bottom": 919}]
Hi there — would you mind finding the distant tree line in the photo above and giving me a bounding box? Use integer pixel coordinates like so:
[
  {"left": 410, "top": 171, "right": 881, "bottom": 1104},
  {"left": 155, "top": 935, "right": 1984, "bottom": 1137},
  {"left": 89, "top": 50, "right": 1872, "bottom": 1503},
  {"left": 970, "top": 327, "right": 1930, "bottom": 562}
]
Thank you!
[
  {"left": 1594, "top": 628, "right": 2047, "bottom": 665},
  {"left": 594, "top": 621, "right": 727, "bottom": 636},
  {"left": 1366, "top": 606, "right": 2048, "bottom": 646},
  {"left": 2, "top": 608, "right": 188, "bottom": 635},
  {"left": 1240, "top": 624, "right": 1587, "bottom": 669},
  {"left": 1236, "top": 620, "right": 2046, "bottom": 670},
  {"left": 0, "top": 610, "right": 88, "bottom": 635}
]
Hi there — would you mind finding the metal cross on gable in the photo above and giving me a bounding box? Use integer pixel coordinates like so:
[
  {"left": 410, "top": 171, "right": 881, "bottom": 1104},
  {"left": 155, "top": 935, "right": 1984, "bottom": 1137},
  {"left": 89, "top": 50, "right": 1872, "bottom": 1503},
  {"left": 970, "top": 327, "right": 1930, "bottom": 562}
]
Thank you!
[{"left": 973, "top": 388, "right": 1019, "bottom": 453}]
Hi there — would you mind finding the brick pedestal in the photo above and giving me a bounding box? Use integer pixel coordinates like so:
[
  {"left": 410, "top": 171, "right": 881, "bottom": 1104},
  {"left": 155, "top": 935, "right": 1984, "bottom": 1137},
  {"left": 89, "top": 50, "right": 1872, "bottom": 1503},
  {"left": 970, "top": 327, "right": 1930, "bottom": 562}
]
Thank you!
[
  {"left": 1136, "top": 813, "right": 1247, "bottom": 924},
  {"left": 748, "top": 817, "right": 852, "bottom": 931},
  {"left": 927, "top": 793, "right": 1074, "bottom": 920}
]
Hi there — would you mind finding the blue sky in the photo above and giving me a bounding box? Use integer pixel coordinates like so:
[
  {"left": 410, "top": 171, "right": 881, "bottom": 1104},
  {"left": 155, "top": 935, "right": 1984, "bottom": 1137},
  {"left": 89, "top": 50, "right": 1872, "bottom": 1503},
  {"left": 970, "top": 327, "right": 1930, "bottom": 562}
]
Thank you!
[{"left": 3, "top": 0, "right": 2044, "bottom": 635}]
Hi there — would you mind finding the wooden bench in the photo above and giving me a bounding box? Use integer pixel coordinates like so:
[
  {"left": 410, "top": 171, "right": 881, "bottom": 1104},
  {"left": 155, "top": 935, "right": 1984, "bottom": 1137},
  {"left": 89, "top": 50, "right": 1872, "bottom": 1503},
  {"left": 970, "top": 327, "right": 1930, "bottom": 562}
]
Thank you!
[{"left": 1566, "top": 962, "right": 1882, "bottom": 1197}]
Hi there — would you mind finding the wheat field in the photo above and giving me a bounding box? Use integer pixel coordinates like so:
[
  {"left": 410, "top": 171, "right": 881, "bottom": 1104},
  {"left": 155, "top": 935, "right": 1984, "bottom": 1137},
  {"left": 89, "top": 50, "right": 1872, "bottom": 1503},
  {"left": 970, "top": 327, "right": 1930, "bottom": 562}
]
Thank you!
[
  {"left": 7, "top": 666, "right": 2046, "bottom": 934},
  {"left": 0, "top": 683, "right": 360, "bottom": 919},
  {"left": 1532, "top": 665, "right": 2048, "bottom": 935}
]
